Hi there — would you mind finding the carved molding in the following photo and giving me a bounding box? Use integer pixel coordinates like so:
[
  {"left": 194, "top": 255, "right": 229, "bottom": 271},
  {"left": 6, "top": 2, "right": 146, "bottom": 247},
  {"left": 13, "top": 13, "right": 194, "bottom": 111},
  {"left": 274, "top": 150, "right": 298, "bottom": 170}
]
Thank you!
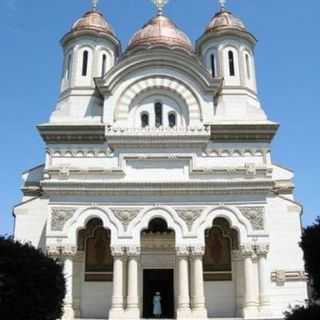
[
  {"left": 51, "top": 207, "right": 76, "bottom": 231},
  {"left": 111, "top": 208, "right": 142, "bottom": 231},
  {"left": 240, "top": 243, "right": 254, "bottom": 258},
  {"left": 176, "top": 246, "right": 190, "bottom": 257},
  {"left": 238, "top": 206, "right": 265, "bottom": 230},
  {"left": 175, "top": 208, "right": 203, "bottom": 231},
  {"left": 271, "top": 270, "right": 308, "bottom": 286},
  {"left": 47, "top": 244, "right": 77, "bottom": 257}
]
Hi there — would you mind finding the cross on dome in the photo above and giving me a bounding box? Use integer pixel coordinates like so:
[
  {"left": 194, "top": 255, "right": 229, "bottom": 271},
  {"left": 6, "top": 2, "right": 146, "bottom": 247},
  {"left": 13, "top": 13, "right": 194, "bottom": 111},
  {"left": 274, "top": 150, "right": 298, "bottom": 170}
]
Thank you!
[
  {"left": 92, "top": 0, "right": 100, "bottom": 11},
  {"left": 151, "top": 0, "right": 169, "bottom": 16},
  {"left": 219, "top": 0, "right": 227, "bottom": 11}
]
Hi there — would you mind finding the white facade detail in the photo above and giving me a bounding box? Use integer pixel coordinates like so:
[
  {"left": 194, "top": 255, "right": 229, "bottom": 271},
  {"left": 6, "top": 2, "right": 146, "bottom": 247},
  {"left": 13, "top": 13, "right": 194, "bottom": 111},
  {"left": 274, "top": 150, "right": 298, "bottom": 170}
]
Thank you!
[{"left": 13, "top": 3, "right": 307, "bottom": 320}]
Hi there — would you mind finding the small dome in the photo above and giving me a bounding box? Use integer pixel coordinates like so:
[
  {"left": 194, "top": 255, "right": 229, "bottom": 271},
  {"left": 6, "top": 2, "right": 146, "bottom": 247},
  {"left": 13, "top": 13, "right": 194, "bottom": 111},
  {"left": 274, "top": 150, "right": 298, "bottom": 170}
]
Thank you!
[
  {"left": 72, "top": 10, "right": 115, "bottom": 36},
  {"left": 205, "top": 9, "right": 246, "bottom": 33},
  {"left": 128, "top": 15, "right": 193, "bottom": 52}
]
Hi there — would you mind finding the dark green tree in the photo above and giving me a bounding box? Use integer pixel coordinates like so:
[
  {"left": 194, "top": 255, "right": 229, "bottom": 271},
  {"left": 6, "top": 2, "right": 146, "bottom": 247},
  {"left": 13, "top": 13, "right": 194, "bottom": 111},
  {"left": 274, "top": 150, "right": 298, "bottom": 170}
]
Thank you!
[
  {"left": 285, "top": 217, "right": 320, "bottom": 320},
  {"left": 0, "top": 236, "right": 66, "bottom": 320}
]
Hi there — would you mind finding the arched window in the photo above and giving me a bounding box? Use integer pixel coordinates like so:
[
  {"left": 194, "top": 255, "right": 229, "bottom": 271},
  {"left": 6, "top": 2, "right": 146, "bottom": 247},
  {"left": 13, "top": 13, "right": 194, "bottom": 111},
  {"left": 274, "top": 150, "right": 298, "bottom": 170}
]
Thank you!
[
  {"left": 65, "top": 54, "right": 72, "bottom": 80},
  {"left": 245, "top": 53, "right": 251, "bottom": 79},
  {"left": 210, "top": 54, "right": 216, "bottom": 78},
  {"left": 101, "top": 54, "right": 107, "bottom": 76},
  {"left": 82, "top": 50, "right": 89, "bottom": 76},
  {"left": 141, "top": 112, "right": 149, "bottom": 128},
  {"left": 228, "top": 50, "right": 235, "bottom": 76},
  {"left": 168, "top": 112, "right": 177, "bottom": 128},
  {"left": 155, "top": 102, "right": 163, "bottom": 128}
]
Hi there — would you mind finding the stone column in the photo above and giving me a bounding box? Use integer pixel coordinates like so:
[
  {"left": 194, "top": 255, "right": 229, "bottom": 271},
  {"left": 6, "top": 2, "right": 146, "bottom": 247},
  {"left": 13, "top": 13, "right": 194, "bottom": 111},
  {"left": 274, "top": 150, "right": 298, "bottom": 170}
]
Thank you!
[
  {"left": 257, "top": 244, "right": 271, "bottom": 313},
  {"left": 126, "top": 246, "right": 141, "bottom": 318},
  {"left": 176, "top": 246, "right": 191, "bottom": 319},
  {"left": 190, "top": 246, "right": 207, "bottom": 318},
  {"left": 232, "top": 250, "right": 243, "bottom": 317},
  {"left": 241, "top": 244, "right": 259, "bottom": 319},
  {"left": 73, "top": 251, "right": 84, "bottom": 318},
  {"left": 109, "top": 246, "right": 126, "bottom": 319}
]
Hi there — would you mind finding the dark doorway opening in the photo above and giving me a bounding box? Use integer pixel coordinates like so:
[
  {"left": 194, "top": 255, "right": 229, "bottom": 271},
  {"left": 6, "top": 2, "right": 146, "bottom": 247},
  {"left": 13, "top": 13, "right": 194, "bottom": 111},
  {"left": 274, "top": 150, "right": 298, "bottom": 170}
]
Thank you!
[{"left": 143, "top": 269, "right": 174, "bottom": 319}]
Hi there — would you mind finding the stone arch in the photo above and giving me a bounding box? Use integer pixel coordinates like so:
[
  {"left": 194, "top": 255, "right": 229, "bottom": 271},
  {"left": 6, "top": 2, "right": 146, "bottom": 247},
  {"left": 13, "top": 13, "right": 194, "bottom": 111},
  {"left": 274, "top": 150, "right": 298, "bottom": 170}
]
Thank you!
[
  {"left": 194, "top": 206, "right": 252, "bottom": 246},
  {"left": 66, "top": 207, "right": 121, "bottom": 246},
  {"left": 115, "top": 76, "right": 202, "bottom": 123},
  {"left": 128, "top": 207, "right": 186, "bottom": 244}
]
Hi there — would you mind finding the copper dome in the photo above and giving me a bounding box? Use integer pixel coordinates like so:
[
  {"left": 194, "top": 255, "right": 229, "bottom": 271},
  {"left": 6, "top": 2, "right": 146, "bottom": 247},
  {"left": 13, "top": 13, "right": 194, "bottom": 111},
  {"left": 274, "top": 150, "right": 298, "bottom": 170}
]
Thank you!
[
  {"left": 205, "top": 9, "right": 246, "bottom": 33},
  {"left": 128, "top": 15, "right": 193, "bottom": 52},
  {"left": 72, "top": 10, "right": 115, "bottom": 36}
]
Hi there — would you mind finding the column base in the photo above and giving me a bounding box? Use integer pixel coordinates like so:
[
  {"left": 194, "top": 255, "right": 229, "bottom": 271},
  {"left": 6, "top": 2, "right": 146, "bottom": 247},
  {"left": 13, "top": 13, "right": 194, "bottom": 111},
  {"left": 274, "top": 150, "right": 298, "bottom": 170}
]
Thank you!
[
  {"left": 109, "top": 308, "right": 126, "bottom": 320},
  {"left": 242, "top": 305, "right": 259, "bottom": 319},
  {"left": 191, "top": 307, "right": 208, "bottom": 319},
  {"left": 62, "top": 304, "right": 75, "bottom": 320},
  {"left": 259, "top": 303, "right": 273, "bottom": 317},
  {"left": 177, "top": 307, "right": 192, "bottom": 319},
  {"left": 125, "top": 307, "right": 140, "bottom": 320}
]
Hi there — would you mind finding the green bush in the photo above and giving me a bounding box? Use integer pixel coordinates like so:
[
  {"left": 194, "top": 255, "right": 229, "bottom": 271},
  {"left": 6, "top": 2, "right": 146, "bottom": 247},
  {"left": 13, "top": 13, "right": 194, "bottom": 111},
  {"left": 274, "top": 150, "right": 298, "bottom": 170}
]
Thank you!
[
  {"left": 285, "top": 305, "right": 320, "bottom": 320},
  {"left": 0, "top": 236, "right": 66, "bottom": 320}
]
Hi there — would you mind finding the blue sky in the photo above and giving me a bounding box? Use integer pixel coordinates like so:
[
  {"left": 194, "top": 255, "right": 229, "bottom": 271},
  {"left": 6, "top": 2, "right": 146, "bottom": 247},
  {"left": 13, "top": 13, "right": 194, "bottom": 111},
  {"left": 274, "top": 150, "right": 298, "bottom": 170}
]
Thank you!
[{"left": 0, "top": 0, "right": 319, "bottom": 236}]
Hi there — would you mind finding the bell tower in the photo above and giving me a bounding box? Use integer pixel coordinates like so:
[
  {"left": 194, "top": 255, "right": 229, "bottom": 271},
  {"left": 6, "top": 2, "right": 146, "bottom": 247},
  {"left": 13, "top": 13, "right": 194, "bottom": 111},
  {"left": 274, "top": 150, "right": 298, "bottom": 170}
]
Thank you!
[
  {"left": 196, "top": 1, "right": 267, "bottom": 122},
  {"left": 51, "top": 1, "right": 120, "bottom": 123}
]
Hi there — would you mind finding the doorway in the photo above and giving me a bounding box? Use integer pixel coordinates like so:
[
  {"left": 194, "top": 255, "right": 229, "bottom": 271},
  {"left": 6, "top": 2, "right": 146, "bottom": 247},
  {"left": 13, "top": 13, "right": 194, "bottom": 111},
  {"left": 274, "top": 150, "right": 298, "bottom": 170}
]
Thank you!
[{"left": 143, "top": 269, "right": 174, "bottom": 319}]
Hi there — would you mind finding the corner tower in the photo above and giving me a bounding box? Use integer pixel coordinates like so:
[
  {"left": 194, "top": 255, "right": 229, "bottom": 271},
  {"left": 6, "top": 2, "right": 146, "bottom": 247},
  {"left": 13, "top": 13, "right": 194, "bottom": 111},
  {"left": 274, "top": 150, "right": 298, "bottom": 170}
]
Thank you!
[
  {"left": 51, "top": 3, "right": 120, "bottom": 123},
  {"left": 196, "top": 3, "right": 266, "bottom": 122}
]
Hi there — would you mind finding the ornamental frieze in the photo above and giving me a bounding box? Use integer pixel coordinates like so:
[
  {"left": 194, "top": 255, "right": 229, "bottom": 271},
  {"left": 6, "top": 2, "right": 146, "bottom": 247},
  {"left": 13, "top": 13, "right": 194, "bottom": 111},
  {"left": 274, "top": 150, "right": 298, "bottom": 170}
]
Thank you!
[
  {"left": 174, "top": 208, "right": 203, "bottom": 231},
  {"left": 111, "top": 208, "right": 142, "bottom": 231},
  {"left": 238, "top": 206, "right": 265, "bottom": 230},
  {"left": 51, "top": 207, "right": 76, "bottom": 231}
]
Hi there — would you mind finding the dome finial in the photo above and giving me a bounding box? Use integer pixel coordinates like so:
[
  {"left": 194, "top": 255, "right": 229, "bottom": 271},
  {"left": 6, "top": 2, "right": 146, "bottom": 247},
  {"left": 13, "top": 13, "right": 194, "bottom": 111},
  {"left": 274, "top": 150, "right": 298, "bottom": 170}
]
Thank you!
[
  {"left": 92, "top": 0, "right": 100, "bottom": 11},
  {"left": 219, "top": 0, "right": 227, "bottom": 11},
  {"left": 151, "top": 0, "right": 169, "bottom": 16}
]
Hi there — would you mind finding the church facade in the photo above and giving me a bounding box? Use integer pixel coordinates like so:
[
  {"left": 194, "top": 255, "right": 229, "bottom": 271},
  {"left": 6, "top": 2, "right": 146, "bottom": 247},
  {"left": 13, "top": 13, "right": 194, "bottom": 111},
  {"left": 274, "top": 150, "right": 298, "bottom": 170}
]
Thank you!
[{"left": 13, "top": 2, "right": 308, "bottom": 320}]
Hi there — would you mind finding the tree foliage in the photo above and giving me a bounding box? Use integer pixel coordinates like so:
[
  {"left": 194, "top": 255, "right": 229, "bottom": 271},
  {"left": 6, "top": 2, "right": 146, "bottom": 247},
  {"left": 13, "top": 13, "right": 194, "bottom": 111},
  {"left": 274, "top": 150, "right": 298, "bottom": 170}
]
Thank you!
[
  {"left": 285, "top": 217, "right": 320, "bottom": 320},
  {"left": 0, "top": 236, "right": 66, "bottom": 320},
  {"left": 301, "top": 217, "right": 320, "bottom": 300}
]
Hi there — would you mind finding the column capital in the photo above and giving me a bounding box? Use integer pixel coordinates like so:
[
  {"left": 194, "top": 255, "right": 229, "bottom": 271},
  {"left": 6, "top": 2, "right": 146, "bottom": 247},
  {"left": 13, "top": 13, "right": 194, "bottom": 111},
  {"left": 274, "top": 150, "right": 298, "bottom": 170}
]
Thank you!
[
  {"left": 190, "top": 246, "right": 205, "bottom": 257},
  {"left": 240, "top": 243, "right": 254, "bottom": 258},
  {"left": 231, "top": 249, "right": 243, "bottom": 261},
  {"left": 126, "top": 246, "right": 141, "bottom": 257},
  {"left": 176, "top": 245, "right": 190, "bottom": 257},
  {"left": 111, "top": 246, "right": 126, "bottom": 257},
  {"left": 256, "top": 243, "right": 270, "bottom": 257}
]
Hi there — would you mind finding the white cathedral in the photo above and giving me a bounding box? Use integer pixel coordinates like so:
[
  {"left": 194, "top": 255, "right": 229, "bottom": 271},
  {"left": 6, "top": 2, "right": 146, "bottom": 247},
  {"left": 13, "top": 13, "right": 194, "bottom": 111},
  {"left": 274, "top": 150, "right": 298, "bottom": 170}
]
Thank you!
[{"left": 13, "top": 1, "right": 308, "bottom": 319}]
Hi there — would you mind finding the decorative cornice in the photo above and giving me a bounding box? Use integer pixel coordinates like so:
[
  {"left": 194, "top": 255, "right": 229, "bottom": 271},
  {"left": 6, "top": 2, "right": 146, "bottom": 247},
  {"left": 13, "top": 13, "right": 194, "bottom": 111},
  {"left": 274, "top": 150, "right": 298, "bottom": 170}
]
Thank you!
[
  {"left": 41, "top": 180, "right": 274, "bottom": 196},
  {"left": 37, "top": 124, "right": 105, "bottom": 144},
  {"left": 175, "top": 208, "right": 203, "bottom": 231},
  {"left": 106, "top": 126, "right": 210, "bottom": 148},
  {"left": 210, "top": 123, "right": 279, "bottom": 143},
  {"left": 51, "top": 207, "right": 76, "bottom": 231},
  {"left": 111, "top": 208, "right": 142, "bottom": 231},
  {"left": 238, "top": 206, "right": 265, "bottom": 230}
]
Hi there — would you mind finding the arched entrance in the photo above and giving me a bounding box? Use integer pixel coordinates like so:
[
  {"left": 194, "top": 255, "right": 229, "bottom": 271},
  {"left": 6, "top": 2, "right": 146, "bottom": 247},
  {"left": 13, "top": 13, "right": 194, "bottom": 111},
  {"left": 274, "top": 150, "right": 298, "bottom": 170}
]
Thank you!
[
  {"left": 203, "top": 217, "right": 240, "bottom": 318},
  {"left": 77, "top": 218, "right": 113, "bottom": 318},
  {"left": 140, "top": 218, "right": 176, "bottom": 319}
]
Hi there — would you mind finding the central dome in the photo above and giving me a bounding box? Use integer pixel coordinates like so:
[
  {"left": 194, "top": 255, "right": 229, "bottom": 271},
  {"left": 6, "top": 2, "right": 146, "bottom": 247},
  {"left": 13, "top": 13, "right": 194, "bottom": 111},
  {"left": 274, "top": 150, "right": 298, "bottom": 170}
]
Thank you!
[{"left": 128, "top": 15, "right": 193, "bottom": 52}]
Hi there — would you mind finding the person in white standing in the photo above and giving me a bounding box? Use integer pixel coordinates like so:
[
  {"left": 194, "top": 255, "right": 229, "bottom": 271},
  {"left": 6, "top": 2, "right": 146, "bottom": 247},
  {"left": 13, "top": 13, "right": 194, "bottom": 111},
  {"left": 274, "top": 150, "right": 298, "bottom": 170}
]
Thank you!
[{"left": 153, "top": 292, "right": 162, "bottom": 318}]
